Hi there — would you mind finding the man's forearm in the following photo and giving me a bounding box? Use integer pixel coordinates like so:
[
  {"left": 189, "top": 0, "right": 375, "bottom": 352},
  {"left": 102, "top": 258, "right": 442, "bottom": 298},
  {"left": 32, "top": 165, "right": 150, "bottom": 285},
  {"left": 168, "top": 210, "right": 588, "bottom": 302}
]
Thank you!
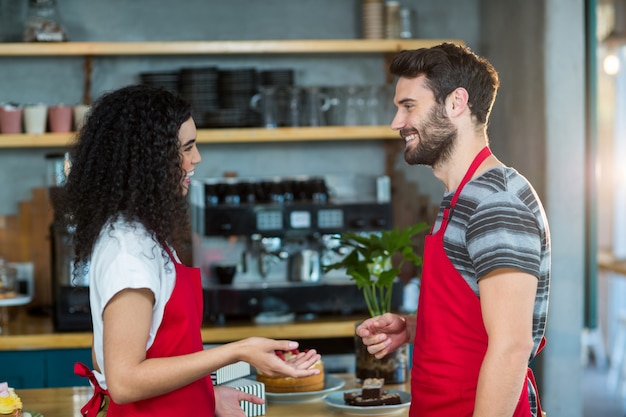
[{"left": 473, "top": 348, "right": 529, "bottom": 416}]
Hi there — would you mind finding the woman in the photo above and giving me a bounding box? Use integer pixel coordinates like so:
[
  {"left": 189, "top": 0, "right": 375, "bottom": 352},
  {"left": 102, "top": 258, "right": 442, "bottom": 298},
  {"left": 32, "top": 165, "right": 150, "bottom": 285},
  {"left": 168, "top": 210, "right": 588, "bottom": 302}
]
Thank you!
[{"left": 62, "top": 85, "right": 320, "bottom": 416}]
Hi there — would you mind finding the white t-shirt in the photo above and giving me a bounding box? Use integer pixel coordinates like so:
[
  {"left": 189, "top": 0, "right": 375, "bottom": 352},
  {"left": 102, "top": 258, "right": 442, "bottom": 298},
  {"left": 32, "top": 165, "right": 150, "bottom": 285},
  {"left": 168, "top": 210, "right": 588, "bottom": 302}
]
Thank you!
[{"left": 89, "top": 219, "right": 177, "bottom": 389}]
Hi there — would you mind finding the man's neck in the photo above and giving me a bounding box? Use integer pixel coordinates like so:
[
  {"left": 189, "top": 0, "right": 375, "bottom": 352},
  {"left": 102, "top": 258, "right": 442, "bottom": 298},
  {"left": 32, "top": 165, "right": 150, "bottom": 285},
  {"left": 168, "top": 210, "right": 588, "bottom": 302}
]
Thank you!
[{"left": 432, "top": 138, "right": 492, "bottom": 193}]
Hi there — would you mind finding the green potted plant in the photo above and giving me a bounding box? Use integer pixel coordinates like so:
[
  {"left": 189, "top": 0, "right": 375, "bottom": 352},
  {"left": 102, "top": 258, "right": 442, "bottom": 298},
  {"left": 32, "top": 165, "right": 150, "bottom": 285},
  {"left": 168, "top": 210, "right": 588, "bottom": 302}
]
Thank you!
[
  {"left": 323, "top": 222, "right": 428, "bottom": 316},
  {"left": 323, "top": 222, "right": 429, "bottom": 383}
]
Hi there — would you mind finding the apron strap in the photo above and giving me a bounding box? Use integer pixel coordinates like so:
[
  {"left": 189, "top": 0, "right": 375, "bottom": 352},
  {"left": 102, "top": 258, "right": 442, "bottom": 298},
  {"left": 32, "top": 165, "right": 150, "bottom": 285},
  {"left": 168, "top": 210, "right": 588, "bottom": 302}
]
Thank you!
[
  {"left": 450, "top": 146, "right": 492, "bottom": 209},
  {"left": 529, "top": 335, "right": 547, "bottom": 415},
  {"left": 527, "top": 366, "right": 544, "bottom": 417},
  {"left": 438, "top": 146, "right": 492, "bottom": 233},
  {"left": 162, "top": 243, "right": 179, "bottom": 265},
  {"left": 74, "top": 362, "right": 109, "bottom": 417}
]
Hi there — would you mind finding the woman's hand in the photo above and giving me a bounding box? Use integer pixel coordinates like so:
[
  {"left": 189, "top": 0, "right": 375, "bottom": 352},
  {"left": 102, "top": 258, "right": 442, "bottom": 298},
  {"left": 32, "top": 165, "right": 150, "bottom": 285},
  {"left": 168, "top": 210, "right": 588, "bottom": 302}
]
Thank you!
[
  {"left": 214, "top": 386, "right": 264, "bottom": 417},
  {"left": 238, "top": 338, "right": 321, "bottom": 378}
]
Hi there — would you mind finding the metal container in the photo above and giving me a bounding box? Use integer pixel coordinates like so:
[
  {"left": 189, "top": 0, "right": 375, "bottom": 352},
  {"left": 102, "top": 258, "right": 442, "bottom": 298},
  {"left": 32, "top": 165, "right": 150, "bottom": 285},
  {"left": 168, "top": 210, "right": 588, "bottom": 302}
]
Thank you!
[
  {"left": 0, "top": 258, "right": 17, "bottom": 297},
  {"left": 289, "top": 249, "right": 321, "bottom": 283}
]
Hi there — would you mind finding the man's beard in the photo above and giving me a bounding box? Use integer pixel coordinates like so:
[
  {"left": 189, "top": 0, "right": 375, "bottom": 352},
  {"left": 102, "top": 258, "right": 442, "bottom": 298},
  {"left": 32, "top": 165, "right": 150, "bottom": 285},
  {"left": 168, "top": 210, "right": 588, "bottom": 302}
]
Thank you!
[{"left": 403, "top": 103, "right": 457, "bottom": 167}]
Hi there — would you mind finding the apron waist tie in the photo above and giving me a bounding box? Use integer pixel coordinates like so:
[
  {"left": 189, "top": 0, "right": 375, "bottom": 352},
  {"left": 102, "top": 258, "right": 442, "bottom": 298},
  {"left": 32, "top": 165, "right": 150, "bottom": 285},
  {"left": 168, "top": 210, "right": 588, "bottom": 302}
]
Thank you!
[
  {"left": 526, "top": 366, "right": 543, "bottom": 417},
  {"left": 74, "top": 362, "right": 109, "bottom": 417}
]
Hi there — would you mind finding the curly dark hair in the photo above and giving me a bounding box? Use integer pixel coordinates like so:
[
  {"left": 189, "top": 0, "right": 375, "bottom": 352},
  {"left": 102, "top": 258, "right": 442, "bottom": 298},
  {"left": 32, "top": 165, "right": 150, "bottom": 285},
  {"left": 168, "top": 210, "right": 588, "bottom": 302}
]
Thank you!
[
  {"left": 60, "top": 84, "right": 193, "bottom": 276},
  {"left": 390, "top": 42, "right": 500, "bottom": 125}
]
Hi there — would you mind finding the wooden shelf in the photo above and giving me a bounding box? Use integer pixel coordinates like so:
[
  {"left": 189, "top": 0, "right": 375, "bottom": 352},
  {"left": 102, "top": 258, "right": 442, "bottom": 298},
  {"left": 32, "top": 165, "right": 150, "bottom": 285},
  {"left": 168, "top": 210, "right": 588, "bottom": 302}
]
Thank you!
[
  {"left": 196, "top": 126, "right": 397, "bottom": 143},
  {"left": 598, "top": 250, "right": 626, "bottom": 276},
  {"left": 0, "top": 38, "right": 461, "bottom": 148},
  {"left": 0, "top": 126, "right": 398, "bottom": 148},
  {"left": 0, "top": 39, "right": 462, "bottom": 56}
]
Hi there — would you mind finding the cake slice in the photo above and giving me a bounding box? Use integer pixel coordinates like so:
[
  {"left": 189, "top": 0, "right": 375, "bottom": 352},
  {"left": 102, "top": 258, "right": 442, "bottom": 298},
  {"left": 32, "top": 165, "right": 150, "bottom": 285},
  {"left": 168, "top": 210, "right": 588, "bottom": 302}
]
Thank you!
[
  {"left": 354, "top": 392, "right": 403, "bottom": 406},
  {"left": 361, "top": 378, "right": 384, "bottom": 399},
  {"left": 344, "top": 378, "right": 403, "bottom": 407}
]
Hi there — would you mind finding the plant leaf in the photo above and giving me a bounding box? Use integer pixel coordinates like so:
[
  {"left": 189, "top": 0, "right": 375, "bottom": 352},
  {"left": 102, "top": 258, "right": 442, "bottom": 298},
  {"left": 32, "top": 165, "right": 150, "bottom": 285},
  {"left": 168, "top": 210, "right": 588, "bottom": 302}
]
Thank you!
[{"left": 321, "top": 222, "right": 430, "bottom": 317}]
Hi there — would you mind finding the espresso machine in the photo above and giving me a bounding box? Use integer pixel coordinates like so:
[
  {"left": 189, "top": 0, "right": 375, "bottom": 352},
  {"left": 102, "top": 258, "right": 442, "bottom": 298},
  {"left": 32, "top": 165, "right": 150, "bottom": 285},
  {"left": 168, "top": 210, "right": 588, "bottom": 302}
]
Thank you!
[
  {"left": 48, "top": 186, "right": 92, "bottom": 332},
  {"left": 189, "top": 174, "right": 403, "bottom": 323}
]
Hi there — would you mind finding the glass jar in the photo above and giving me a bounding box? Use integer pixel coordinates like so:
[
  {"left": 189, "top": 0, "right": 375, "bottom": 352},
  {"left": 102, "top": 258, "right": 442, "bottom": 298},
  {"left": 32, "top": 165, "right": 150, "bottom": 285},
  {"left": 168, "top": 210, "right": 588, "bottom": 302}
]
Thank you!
[
  {"left": 385, "top": 1, "right": 401, "bottom": 39},
  {"left": 23, "top": 0, "right": 67, "bottom": 42},
  {"left": 399, "top": 7, "right": 414, "bottom": 39},
  {"left": 0, "top": 258, "right": 18, "bottom": 298}
]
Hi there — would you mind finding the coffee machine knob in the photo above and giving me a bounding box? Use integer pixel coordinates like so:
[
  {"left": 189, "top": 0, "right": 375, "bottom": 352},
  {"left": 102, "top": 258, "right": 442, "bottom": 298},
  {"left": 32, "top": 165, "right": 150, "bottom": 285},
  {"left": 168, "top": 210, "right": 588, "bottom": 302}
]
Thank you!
[
  {"left": 350, "top": 218, "right": 367, "bottom": 228},
  {"left": 219, "top": 223, "right": 233, "bottom": 232},
  {"left": 371, "top": 217, "right": 388, "bottom": 228}
]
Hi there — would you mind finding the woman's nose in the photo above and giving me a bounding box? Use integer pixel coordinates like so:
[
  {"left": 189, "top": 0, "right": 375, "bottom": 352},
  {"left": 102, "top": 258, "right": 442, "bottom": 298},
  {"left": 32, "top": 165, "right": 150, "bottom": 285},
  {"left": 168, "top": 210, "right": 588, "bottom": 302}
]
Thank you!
[{"left": 194, "top": 146, "right": 202, "bottom": 164}]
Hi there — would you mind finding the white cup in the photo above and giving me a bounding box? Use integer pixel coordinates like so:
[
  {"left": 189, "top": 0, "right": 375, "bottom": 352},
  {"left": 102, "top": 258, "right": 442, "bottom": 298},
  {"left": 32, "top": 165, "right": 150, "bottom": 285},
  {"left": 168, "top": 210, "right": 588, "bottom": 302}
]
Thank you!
[
  {"left": 23, "top": 104, "right": 48, "bottom": 134},
  {"left": 73, "top": 104, "right": 90, "bottom": 131}
]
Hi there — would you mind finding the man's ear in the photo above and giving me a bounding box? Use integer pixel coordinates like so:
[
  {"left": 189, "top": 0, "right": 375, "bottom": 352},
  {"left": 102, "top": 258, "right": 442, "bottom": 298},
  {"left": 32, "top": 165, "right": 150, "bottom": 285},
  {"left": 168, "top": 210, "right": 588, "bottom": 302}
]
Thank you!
[{"left": 447, "top": 87, "right": 469, "bottom": 117}]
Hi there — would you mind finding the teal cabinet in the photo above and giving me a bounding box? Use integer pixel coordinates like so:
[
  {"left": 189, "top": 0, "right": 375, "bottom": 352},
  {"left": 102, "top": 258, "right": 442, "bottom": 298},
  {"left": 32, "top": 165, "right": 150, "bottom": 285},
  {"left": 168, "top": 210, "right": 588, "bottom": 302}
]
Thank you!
[
  {"left": 0, "top": 351, "right": 45, "bottom": 388},
  {"left": 46, "top": 348, "right": 92, "bottom": 388},
  {"left": 0, "top": 348, "right": 92, "bottom": 388}
]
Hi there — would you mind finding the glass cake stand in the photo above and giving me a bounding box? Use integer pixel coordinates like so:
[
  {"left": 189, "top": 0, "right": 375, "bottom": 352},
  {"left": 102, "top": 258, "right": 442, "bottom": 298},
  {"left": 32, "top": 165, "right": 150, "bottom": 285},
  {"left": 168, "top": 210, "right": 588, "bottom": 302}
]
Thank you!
[{"left": 0, "top": 293, "right": 32, "bottom": 334}]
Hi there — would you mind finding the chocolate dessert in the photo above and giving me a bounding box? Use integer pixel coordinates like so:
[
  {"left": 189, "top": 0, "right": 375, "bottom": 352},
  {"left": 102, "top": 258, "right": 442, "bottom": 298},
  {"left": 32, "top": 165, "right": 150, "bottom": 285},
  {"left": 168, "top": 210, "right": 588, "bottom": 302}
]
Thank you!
[{"left": 344, "top": 378, "right": 402, "bottom": 407}]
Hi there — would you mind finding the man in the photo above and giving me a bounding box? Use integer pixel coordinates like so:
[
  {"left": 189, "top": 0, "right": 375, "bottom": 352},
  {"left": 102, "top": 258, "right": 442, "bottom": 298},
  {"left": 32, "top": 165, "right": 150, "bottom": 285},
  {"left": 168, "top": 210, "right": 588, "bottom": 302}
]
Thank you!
[{"left": 356, "top": 43, "right": 550, "bottom": 417}]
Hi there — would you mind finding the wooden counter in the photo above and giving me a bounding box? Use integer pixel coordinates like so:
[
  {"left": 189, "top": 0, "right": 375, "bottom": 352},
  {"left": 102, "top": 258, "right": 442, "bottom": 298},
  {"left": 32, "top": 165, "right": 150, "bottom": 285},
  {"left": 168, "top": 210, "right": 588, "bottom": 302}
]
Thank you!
[
  {"left": 18, "top": 374, "right": 410, "bottom": 417},
  {"left": 598, "top": 250, "right": 626, "bottom": 276},
  {"left": 0, "top": 310, "right": 365, "bottom": 351}
]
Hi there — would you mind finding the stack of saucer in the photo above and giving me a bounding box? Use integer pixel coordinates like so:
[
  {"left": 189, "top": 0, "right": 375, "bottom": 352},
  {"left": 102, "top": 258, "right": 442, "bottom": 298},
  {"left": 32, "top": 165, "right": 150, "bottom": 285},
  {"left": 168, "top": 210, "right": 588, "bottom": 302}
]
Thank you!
[
  {"left": 179, "top": 67, "right": 220, "bottom": 128},
  {"left": 139, "top": 71, "right": 180, "bottom": 95},
  {"left": 259, "top": 69, "right": 294, "bottom": 88},
  {"left": 216, "top": 68, "right": 259, "bottom": 127},
  {"left": 362, "top": 0, "right": 384, "bottom": 39}
]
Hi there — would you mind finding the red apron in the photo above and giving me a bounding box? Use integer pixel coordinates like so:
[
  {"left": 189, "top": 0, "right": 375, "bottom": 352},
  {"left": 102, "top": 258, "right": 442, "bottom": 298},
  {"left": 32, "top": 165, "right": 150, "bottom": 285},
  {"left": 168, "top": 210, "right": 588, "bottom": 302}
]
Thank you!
[
  {"left": 76, "top": 246, "right": 215, "bottom": 416},
  {"left": 410, "top": 147, "right": 543, "bottom": 417}
]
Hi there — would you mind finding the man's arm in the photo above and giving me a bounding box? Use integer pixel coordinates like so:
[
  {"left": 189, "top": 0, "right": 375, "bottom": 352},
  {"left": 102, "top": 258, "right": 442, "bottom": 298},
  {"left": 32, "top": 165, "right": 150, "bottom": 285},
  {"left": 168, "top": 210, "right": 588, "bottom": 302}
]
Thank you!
[{"left": 474, "top": 268, "right": 537, "bottom": 417}]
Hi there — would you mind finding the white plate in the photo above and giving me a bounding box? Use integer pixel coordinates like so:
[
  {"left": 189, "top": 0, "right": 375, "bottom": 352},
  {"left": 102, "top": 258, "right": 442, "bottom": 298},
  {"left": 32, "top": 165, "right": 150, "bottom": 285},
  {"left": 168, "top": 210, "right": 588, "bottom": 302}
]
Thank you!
[
  {"left": 265, "top": 375, "right": 345, "bottom": 403},
  {"left": 324, "top": 389, "right": 411, "bottom": 416}
]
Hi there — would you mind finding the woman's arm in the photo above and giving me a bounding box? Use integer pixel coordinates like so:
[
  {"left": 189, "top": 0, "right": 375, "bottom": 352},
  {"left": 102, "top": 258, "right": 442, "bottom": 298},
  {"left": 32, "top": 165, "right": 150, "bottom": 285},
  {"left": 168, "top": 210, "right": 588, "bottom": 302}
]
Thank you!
[{"left": 102, "top": 288, "right": 320, "bottom": 404}]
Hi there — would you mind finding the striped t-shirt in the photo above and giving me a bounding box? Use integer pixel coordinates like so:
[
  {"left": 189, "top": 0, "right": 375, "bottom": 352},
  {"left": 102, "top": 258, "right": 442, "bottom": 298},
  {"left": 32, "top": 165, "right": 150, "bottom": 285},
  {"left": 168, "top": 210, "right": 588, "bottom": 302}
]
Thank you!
[{"left": 433, "top": 165, "right": 550, "bottom": 355}]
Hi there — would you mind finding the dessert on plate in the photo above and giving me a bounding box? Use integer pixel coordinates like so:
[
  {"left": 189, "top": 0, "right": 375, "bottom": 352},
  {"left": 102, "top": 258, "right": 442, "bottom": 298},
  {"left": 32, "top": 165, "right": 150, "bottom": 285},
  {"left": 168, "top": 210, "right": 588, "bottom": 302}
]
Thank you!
[
  {"left": 0, "top": 382, "right": 22, "bottom": 417},
  {"left": 256, "top": 349, "right": 324, "bottom": 393},
  {"left": 344, "top": 378, "right": 402, "bottom": 406}
]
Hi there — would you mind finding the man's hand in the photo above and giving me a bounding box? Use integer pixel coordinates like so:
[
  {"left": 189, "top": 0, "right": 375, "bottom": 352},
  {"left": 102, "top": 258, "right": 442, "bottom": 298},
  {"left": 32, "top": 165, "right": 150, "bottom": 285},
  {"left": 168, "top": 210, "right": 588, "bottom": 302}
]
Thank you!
[{"left": 356, "top": 313, "right": 410, "bottom": 358}]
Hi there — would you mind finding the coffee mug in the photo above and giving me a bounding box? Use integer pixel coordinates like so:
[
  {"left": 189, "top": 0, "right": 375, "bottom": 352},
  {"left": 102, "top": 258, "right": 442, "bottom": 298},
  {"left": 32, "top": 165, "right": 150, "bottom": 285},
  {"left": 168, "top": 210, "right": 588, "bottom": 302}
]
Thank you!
[
  {"left": 23, "top": 104, "right": 47, "bottom": 134},
  {"left": 73, "top": 104, "right": 90, "bottom": 131},
  {"left": 250, "top": 86, "right": 278, "bottom": 128},
  {"left": 48, "top": 104, "right": 73, "bottom": 133},
  {"left": 0, "top": 106, "right": 23, "bottom": 134},
  {"left": 302, "top": 87, "right": 332, "bottom": 127}
]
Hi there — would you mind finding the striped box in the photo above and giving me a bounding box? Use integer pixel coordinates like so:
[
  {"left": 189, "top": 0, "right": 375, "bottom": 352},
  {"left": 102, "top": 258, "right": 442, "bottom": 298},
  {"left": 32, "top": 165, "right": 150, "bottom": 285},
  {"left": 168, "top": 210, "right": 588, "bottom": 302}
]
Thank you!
[
  {"left": 211, "top": 361, "right": 251, "bottom": 385},
  {"left": 221, "top": 377, "right": 266, "bottom": 417}
]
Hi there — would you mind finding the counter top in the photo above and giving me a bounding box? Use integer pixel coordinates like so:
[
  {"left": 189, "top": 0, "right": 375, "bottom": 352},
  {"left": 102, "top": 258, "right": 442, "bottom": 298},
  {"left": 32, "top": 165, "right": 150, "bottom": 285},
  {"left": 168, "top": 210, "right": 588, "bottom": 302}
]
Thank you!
[
  {"left": 598, "top": 250, "right": 626, "bottom": 275},
  {"left": 0, "top": 310, "right": 365, "bottom": 351},
  {"left": 18, "top": 374, "right": 410, "bottom": 417}
]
